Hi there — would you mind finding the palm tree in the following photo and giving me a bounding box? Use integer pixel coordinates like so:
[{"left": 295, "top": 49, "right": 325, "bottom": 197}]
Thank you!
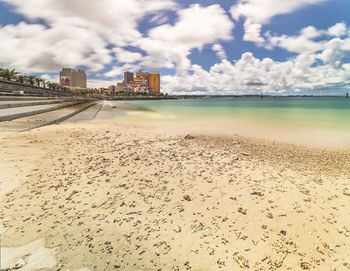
[
  {"left": 40, "top": 78, "right": 47, "bottom": 88},
  {"left": 0, "top": 68, "right": 5, "bottom": 79},
  {"left": 35, "top": 77, "right": 41, "bottom": 87},
  {"left": 26, "top": 76, "right": 35, "bottom": 86},
  {"left": 0, "top": 68, "right": 19, "bottom": 81},
  {"left": 16, "top": 75, "right": 25, "bottom": 84}
]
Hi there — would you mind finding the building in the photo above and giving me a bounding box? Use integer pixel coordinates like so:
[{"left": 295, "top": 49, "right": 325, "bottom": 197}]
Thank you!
[
  {"left": 135, "top": 70, "right": 160, "bottom": 94},
  {"left": 60, "top": 68, "right": 87, "bottom": 88},
  {"left": 124, "top": 71, "right": 134, "bottom": 84},
  {"left": 135, "top": 70, "right": 149, "bottom": 87},
  {"left": 149, "top": 72, "right": 160, "bottom": 94}
]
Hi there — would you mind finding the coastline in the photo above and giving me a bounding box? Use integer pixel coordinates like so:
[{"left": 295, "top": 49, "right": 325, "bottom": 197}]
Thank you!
[{"left": 1, "top": 120, "right": 350, "bottom": 270}]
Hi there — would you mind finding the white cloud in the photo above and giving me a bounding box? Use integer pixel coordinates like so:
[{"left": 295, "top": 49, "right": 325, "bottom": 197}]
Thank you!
[
  {"left": 104, "top": 63, "right": 141, "bottom": 78},
  {"left": 87, "top": 79, "right": 115, "bottom": 88},
  {"left": 230, "top": 0, "right": 327, "bottom": 47},
  {"left": 0, "top": 1, "right": 234, "bottom": 81},
  {"left": 266, "top": 28, "right": 324, "bottom": 54},
  {"left": 1, "top": 0, "right": 349, "bottom": 95},
  {"left": 317, "top": 37, "right": 350, "bottom": 68},
  {"left": 0, "top": 0, "right": 177, "bottom": 73},
  {"left": 242, "top": 19, "right": 265, "bottom": 46},
  {"left": 138, "top": 4, "right": 234, "bottom": 73},
  {"left": 1, "top": 0, "right": 177, "bottom": 46},
  {"left": 0, "top": 22, "right": 112, "bottom": 72},
  {"left": 113, "top": 48, "right": 143, "bottom": 64},
  {"left": 265, "top": 23, "right": 350, "bottom": 57},
  {"left": 162, "top": 38, "right": 350, "bottom": 95},
  {"left": 212, "top": 44, "right": 227, "bottom": 59},
  {"left": 328, "top": 22, "right": 347, "bottom": 37},
  {"left": 39, "top": 73, "right": 59, "bottom": 83},
  {"left": 230, "top": 0, "right": 326, "bottom": 24},
  {"left": 148, "top": 4, "right": 233, "bottom": 48}
]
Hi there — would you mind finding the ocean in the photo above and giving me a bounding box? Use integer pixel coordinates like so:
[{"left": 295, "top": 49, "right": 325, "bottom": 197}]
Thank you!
[{"left": 100, "top": 97, "right": 350, "bottom": 148}]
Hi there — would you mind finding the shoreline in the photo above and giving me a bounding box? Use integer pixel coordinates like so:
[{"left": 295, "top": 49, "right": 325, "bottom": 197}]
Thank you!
[{"left": 1, "top": 120, "right": 350, "bottom": 270}]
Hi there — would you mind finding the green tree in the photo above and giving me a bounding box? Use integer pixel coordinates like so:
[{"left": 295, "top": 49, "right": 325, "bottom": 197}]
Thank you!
[
  {"left": 0, "top": 68, "right": 19, "bottom": 81},
  {"left": 16, "top": 75, "right": 25, "bottom": 84},
  {"left": 35, "top": 77, "right": 42, "bottom": 87},
  {"left": 26, "top": 76, "right": 35, "bottom": 86}
]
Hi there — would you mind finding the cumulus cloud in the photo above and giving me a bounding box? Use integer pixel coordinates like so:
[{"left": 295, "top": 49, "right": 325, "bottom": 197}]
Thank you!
[
  {"left": 139, "top": 4, "right": 234, "bottom": 73},
  {"left": 265, "top": 23, "right": 350, "bottom": 56},
  {"left": 230, "top": 0, "right": 327, "bottom": 46},
  {"left": 328, "top": 22, "right": 347, "bottom": 37},
  {"left": 266, "top": 27, "right": 324, "bottom": 54},
  {"left": 212, "top": 44, "right": 227, "bottom": 59},
  {"left": 317, "top": 37, "right": 350, "bottom": 68},
  {"left": 0, "top": 22, "right": 112, "bottom": 72},
  {"left": 0, "top": 0, "right": 177, "bottom": 72},
  {"left": 230, "top": 0, "right": 326, "bottom": 24},
  {"left": 0, "top": 1, "right": 234, "bottom": 80},
  {"left": 1, "top": 0, "right": 349, "bottom": 95},
  {"left": 162, "top": 28, "right": 350, "bottom": 95},
  {"left": 113, "top": 48, "right": 143, "bottom": 64},
  {"left": 1, "top": 0, "right": 177, "bottom": 46},
  {"left": 87, "top": 79, "right": 116, "bottom": 88},
  {"left": 242, "top": 19, "right": 265, "bottom": 46}
]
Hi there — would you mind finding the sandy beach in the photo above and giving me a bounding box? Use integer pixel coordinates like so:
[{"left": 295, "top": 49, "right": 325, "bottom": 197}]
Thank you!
[{"left": 1, "top": 119, "right": 350, "bottom": 270}]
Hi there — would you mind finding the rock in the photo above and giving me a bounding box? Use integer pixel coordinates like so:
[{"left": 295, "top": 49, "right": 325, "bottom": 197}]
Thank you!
[
  {"left": 184, "top": 135, "right": 195, "bottom": 140},
  {"left": 183, "top": 195, "right": 192, "bottom": 201},
  {"left": 207, "top": 178, "right": 212, "bottom": 183},
  {"left": 267, "top": 212, "right": 274, "bottom": 219},
  {"left": 174, "top": 226, "right": 181, "bottom": 233},
  {"left": 14, "top": 257, "right": 26, "bottom": 269},
  {"left": 134, "top": 156, "right": 141, "bottom": 161},
  {"left": 300, "top": 261, "right": 311, "bottom": 269},
  {"left": 238, "top": 207, "right": 247, "bottom": 215},
  {"left": 262, "top": 225, "right": 267, "bottom": 229},
  {"left": 251, "top": 191, "right": 264, "bottom": 197},
  {"left": 280, "top": 230, "right": 287, "bottom": 235},
  {"left": 343, "top": 188, "right": 350, "bottom": 196}
]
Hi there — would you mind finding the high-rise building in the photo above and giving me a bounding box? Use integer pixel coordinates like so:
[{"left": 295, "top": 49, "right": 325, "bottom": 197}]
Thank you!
[
  {"left": 60, "top": 68, "right": 87, "bottom": 88},
  {"left": 149, "top": 72, "right": 160, "bottom": 94},
  {"left": 135, "top": 70, "right": 161, "bottom": 94},
  {"left": 135, "top": 70, "right": 149, "bottom": 86},
  {"left": 124, "top": 71, "right": 134, "bottom": 84}
]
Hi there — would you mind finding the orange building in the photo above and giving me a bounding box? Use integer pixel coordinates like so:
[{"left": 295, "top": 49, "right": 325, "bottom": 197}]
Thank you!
[
  {"left": 135, "top": 70, "right": 160, "bottom": 94},
  {"left": 149, "top": 72, "right": 160, "bottom": 94}
]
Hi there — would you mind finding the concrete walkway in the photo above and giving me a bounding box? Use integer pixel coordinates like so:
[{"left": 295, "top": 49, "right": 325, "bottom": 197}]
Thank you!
[
  {"left": 64, "top": 101, "right": 104, "bottom": 122},
  {"left": 0, "top": 102, "right": 96, "bottom": 134},
  {"left": 0, "top": 101, "right": 84, "bottom": 121},
  {"left": 0, "top": 99, "right": 67, "bottom": 109}
]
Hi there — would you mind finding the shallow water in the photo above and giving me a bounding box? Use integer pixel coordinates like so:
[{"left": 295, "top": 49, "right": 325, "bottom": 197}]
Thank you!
[{"left": 99, "top": 97, "right": 350, "bottom": 148}]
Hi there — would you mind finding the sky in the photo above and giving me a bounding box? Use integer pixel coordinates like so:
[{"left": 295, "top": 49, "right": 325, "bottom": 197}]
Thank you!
[{"left": 0, "top": 0, "right": 350, "bottom": 95}]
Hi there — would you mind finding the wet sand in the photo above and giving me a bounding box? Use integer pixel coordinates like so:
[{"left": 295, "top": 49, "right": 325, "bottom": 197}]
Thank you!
[{"left": 1, "top": 120, "right": 350, "bottom": 270}]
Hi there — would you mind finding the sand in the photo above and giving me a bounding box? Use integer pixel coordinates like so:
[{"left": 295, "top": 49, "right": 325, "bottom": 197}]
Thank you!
[{"left": 0, "top": 120, "right": 350, "bottom": 270}]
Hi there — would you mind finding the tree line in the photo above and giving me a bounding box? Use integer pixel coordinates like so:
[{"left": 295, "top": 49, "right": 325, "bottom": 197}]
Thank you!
[{"left": 0, "top": 68, "right": 70, "bottom": 92}]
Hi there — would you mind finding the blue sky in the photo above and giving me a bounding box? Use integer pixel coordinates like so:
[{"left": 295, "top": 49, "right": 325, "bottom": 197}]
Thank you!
[{"left": 0, "top": 0, "right": 350, "bottom": 94}]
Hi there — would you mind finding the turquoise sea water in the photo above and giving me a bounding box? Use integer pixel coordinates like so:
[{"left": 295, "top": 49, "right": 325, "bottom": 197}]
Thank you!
[
  {"left": 123, "top": 97, "right": 350, "bottom": 129},
  {"left": 103, "top": 97, "right": 350, "bottom": 147}
]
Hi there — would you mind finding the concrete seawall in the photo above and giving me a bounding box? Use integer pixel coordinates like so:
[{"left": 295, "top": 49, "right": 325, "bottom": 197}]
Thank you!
[{"left": 0, "top": 79, "right": 75, "bottom": 97}]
